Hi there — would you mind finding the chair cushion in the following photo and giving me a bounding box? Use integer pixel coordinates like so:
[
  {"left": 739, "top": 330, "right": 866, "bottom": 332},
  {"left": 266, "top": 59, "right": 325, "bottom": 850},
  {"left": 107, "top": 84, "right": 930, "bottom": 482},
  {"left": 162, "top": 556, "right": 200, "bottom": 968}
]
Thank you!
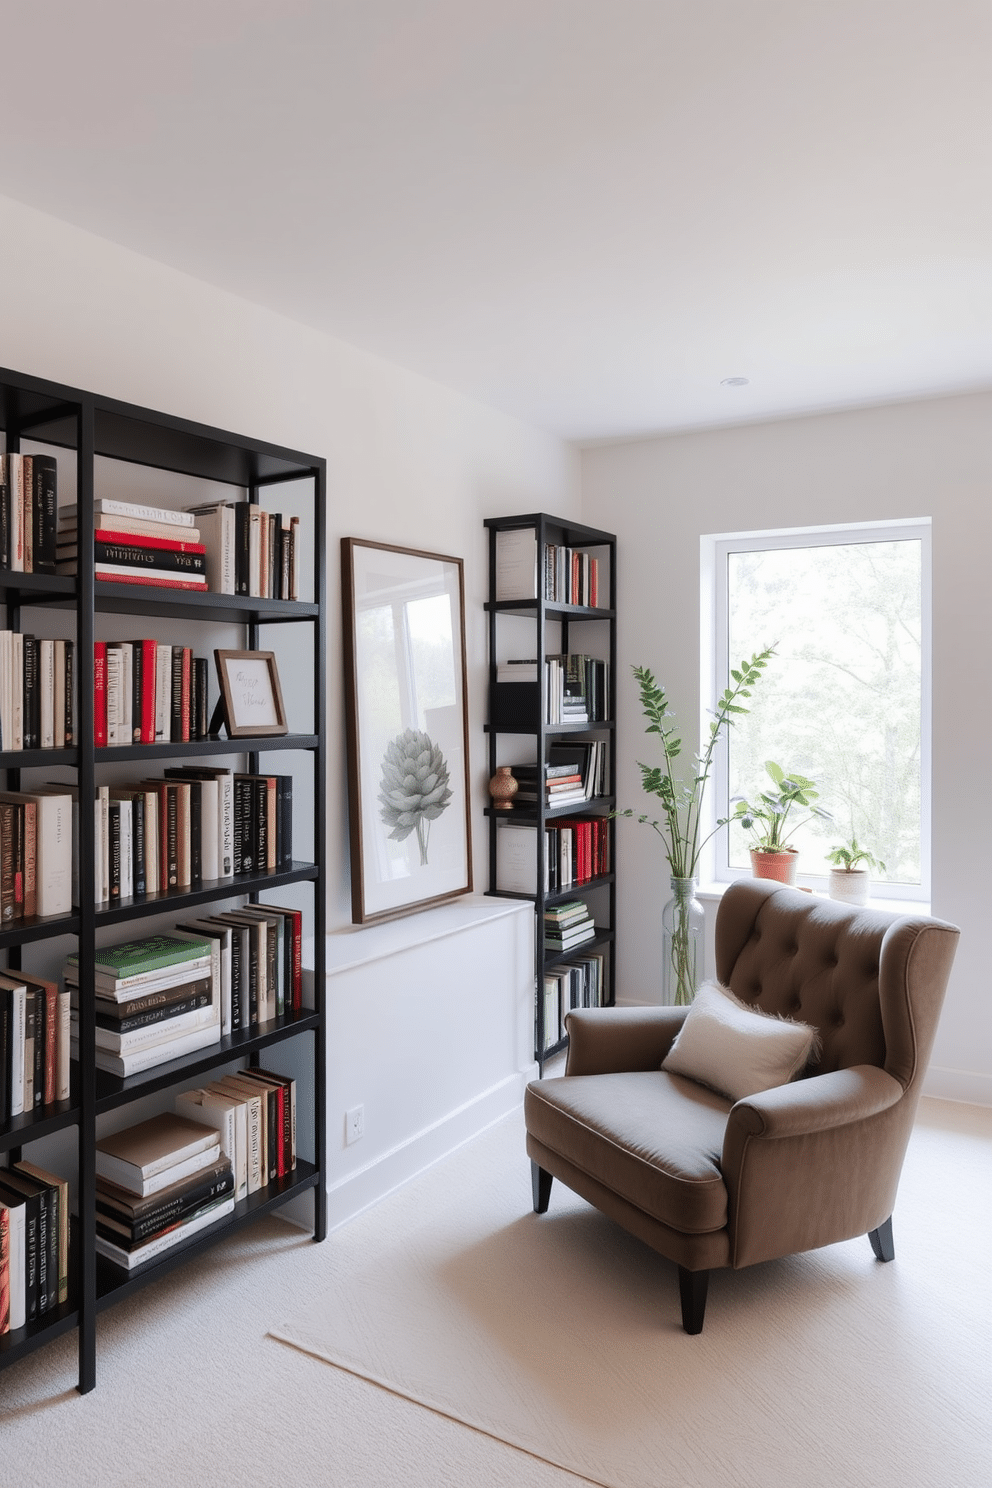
[
  {"left": 525, "top": 1070, "right": 733, "bottom": 1234},
  {"left": 662, "top": 980, "right": 820, "bottom": 1101}
]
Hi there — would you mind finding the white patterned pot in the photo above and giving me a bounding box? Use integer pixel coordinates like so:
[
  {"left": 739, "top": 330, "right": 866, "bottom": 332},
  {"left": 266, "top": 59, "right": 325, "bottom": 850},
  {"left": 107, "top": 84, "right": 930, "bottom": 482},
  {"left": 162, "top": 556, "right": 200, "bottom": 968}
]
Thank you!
[{"left": 828, "top": 867, "right": 870, "bottom": 906}]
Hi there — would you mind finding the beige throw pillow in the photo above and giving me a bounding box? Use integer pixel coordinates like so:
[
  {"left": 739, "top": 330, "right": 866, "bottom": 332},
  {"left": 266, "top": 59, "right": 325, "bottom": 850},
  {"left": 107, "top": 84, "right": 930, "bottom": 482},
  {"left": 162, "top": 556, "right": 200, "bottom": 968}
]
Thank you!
[{"left": 662, "top": 980, "right": 819, "bottom": 1102}]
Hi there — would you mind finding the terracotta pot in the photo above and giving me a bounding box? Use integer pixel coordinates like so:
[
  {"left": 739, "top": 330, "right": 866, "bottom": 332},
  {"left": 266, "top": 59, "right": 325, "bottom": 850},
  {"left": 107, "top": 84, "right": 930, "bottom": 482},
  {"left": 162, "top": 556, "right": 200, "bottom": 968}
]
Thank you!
[
  {"left": 750, "top": 847, "right": 799, "bottom": 886},
  {"left": 829, "top": 867, "right": 870, "bottom": 906}
]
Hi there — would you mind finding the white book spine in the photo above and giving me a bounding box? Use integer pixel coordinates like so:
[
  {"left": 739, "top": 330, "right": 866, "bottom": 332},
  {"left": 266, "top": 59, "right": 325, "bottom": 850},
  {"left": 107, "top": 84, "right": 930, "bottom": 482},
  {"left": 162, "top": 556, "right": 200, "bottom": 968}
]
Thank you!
[
  {"left": 119, "top": 802, "right": 133, "bottom": 901},
  {"left": 28, "top": 791, "right": 72, "bottom": 917},
  {"left": 87, "top": 1019, "right": 220, "bottom": 1077},
  {"left": 57, "top": 988, "right": 71, "bottom": 1101},
  {"left": 67, "top": 498, "right": 195, "bottom": 527},
  {"left": 154, "top": 644, "right": 171, "bottom": 741},
  {"left": 9, "top": 983, "right": 26, "bottom": 1115},
  {"left": 12, "top": 632, "right": 23, "bottom": 750},
  {"left": 10, "top": 454, "right": 24, "bottom": 572},
  {"left": 174, "top": 1092, "right": 244, "bottom": 1200},
  {"left": 218, "top": 773, "right": 233, "bottom": 877},
  {"left": 82, "top": 1001, "right": 217, "bottom": 1054},
  {"left": 53, "top": 640, "right": 66, "bottom": 748}
]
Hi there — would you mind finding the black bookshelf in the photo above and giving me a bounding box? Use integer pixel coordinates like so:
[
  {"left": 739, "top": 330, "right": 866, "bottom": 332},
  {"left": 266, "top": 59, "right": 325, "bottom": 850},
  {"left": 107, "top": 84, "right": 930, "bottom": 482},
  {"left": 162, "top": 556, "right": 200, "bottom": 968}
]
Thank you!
[
  {"left": 0, "top": 365, "right": 326, "bottom": 1394},
  {"left": 483, "top": 513, "right": 617, "bottom": 1072}
]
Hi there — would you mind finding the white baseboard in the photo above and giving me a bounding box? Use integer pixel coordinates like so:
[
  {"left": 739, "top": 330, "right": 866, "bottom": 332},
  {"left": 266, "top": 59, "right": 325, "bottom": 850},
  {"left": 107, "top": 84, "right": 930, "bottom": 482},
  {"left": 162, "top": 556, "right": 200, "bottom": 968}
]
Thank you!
[
  {"left": 923, "top": 1064, "right": 992, "bottom": 1107},
  {"left": 323, "top": 1071, "right": 531, "bottom": 1232}
]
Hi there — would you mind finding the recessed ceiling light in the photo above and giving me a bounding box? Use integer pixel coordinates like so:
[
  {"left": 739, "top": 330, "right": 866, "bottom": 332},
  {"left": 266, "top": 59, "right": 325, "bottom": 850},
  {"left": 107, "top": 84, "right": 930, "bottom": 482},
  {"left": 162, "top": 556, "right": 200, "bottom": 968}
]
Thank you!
[{"left": 721, "top": 376, "right": 750, "bottom": 387}]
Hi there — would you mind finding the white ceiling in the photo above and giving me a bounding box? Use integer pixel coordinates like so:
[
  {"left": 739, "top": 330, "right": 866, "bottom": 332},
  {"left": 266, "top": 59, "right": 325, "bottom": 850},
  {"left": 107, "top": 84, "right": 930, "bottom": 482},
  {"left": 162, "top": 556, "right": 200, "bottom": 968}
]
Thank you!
[{"left": 2, "top": 1, "right": 991, "bottom": 442}]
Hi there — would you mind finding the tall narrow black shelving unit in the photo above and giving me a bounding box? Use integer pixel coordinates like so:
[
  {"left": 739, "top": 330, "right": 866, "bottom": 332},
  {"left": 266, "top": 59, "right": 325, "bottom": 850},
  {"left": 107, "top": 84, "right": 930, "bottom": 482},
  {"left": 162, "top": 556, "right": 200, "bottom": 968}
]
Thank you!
[
  {"left": 484, "top": 513, "right": 617, "bottom": 1072},
  {"left": 0, "top": 365, "right": 326, "bottom": 1393}
]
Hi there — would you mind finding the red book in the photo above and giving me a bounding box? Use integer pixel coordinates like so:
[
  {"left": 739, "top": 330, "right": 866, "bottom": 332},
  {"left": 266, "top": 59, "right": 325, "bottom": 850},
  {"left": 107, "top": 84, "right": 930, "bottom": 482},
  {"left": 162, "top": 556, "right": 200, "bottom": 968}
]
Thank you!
[
  {"left": 44, "top": 980, "right": 58, "bottom": 1106},
  {"left": 136, "top": 638, "right": 157, "bottom": 744},
  {"left": 92, "top": 528, "right": 206, "bottom": 554},
  {"left": 94, "top": 572, "right": 207, "bottom": 590},
  {"left": 93, "top": 641, "right": 107, "bottom": 747},
  {"left": 590, "top": 557, "right": 599, "bottom": 608}
]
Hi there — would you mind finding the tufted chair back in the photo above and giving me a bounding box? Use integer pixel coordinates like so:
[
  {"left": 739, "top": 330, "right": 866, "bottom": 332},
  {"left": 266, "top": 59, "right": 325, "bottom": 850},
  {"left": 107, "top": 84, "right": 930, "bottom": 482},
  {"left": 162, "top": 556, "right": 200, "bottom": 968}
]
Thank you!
[{"left": 714, "top": 878, "right": 955, "bottom": 1091}]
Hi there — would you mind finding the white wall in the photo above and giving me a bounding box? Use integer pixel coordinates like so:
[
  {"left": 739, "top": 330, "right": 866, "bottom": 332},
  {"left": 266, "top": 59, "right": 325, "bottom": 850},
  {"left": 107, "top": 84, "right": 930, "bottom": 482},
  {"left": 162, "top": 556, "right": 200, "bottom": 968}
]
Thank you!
[
  {"left": 1, "top": 192, "right": 577, "bottom": 1210},
  {"left": 582, "top": 393, "right": 992, "bottom": 1106}
]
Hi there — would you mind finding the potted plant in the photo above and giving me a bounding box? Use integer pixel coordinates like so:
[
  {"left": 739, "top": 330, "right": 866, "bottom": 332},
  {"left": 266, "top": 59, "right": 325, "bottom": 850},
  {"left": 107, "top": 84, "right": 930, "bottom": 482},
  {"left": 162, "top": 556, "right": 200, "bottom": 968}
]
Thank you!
[
  {"left": 614, "top": 646, "right": 774, "bottom": 1004},
  {"left": 723, "top": 761, "right": 832, "bottom": 885},
  {"left": 825, "top": 837, "right": 886, "bottom": 906}
]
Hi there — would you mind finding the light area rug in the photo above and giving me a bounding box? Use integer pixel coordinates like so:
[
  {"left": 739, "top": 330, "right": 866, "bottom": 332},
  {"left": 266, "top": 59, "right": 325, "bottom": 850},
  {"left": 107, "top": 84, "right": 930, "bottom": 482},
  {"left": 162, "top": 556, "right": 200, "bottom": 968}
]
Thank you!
[{"left": 271, "top": 1096, "right": 992, "bottom": 1488}]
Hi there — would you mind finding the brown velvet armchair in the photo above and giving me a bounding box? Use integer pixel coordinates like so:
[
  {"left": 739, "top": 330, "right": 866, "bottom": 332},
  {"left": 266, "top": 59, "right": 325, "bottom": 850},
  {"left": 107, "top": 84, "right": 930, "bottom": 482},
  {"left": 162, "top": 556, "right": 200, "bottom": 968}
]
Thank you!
[{"left": 524, "top": 878, "right": 959, "bottom": 1333}]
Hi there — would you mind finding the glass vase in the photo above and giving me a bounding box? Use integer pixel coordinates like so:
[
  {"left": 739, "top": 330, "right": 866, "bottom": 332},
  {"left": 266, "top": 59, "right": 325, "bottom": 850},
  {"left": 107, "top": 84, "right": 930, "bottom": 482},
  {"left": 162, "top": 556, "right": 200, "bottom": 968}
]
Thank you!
[{"left": 662, "top": 876, "right": 704, "bottom": 1006}]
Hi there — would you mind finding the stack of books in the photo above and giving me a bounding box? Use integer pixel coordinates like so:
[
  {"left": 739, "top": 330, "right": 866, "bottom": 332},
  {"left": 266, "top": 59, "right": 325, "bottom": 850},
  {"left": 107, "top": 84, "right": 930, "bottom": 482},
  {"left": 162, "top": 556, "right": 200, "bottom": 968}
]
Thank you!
[
  {"left": 56, "top": 499, "right": 208, "bottom": 591},
  {"left": 174, "top": 904, "right": 303, "bottom": 1036},
  {"left": 544, "top": 900, "right": 597, "bottom": 954},
  {"left": 0, "top": 631, "right": 75, "bottom": 751},
  {"left": 94, "top": 1112, "right": 236, "bottom": 1272},
  {"left": 0, "top": 969, "right": 70, "bottom": 1119},
  {"left": 509, "top": 761, "right": 587, "bottom": 810},
  {"left": 0, "top": 452, "right": 58, "bottom": 574},
  {"left": 543, "top": 949, "right": 607, "bottom": 1051},
  {"left": 184, "top": 500, "right": 299, "bottom": 599},
  {"left": 67, "top": 932, "right": 220, "bottom": 1077},
  {"left": 176, "top": 1065, "right": 297, "bottom": 1199},
  {"left": 0, "top": 1160, "right": 69, "bottom": 1332},
  {"left": 94, "top": 640, "right": 209, "bottom": 746}
]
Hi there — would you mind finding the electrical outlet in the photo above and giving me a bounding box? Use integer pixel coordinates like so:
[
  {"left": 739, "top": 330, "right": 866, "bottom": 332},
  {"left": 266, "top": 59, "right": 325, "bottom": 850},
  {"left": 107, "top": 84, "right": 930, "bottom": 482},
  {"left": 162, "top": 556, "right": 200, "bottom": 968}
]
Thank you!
[{"left": 345, "top": 1105, "right": 365, "bottom": 1144}]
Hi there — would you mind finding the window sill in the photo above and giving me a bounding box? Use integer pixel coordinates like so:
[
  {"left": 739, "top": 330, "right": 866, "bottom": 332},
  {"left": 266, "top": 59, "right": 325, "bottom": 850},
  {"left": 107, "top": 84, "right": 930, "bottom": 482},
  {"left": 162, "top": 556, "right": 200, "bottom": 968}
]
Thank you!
[{"left": 696, "top": 880, "right": 931, "bottom": 917}]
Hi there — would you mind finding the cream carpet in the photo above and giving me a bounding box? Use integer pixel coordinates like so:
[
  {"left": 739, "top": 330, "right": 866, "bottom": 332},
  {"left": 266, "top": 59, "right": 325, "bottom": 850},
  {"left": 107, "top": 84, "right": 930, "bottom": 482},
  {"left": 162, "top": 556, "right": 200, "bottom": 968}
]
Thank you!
[{"left": 272, "top": 1097, "right": 992, "bottom": 1488}]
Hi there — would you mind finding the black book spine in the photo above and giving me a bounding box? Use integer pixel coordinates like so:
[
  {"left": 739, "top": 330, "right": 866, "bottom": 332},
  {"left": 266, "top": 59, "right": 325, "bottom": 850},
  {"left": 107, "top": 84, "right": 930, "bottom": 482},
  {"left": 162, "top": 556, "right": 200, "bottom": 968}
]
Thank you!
[
  {"left": 189, "top": 781, "right": 202, "bottom": 889},
  {"left": 93, "top": 541, "right": 206, "bottom": 575},
  {"left": 107, "top": 800, "right": 121, "bottom": 902},
  {"left": 170, "top": 646, "right": 183, "bottom": 743},
  {"left": 235, "top": 502, "right": 250, "bottom": 595},
  {"left": 94, "top": 986, "right": 211, "bottom": 1033},
  {"left": 193, "top": 657, "right": 208, "bottom": 740},
  {"left": 34, "top": 1185, "right": 50, "bottom": 1313},
  {"left": 131, "top": 795, "right": 146, "bottom": 898},
  {"left": 63, "top": 638, "right": 74, "bottom": 745},
  {"left": 247, "top": 929, "right": 259, "bottom": 1027},
  {"left": 277, "top": 775, "right": 293, "bottom": 867},
  {"left": 229, "top": 927, "right": 243, "bottom": 1031},
  {"left": 32, "top": 454, "right": 58, "bottom": 573},
  {"left": 279, "top": 522, "right": 291, "bottom": 599},
  {"left": 22, "top": 636, "right": 38, "bottom": 750},
  {"left": 265, "top": 1085, "right": 277, "bottom": 1179},
  {"left": 100, "top": 1164, "right": 235, "bottom": 1245}
]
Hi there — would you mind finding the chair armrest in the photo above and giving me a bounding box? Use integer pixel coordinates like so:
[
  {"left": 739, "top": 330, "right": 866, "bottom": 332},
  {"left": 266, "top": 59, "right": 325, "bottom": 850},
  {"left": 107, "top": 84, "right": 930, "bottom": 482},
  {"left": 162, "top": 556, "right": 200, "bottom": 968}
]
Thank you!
[
  {"left": 564, "top": 1006, "right": 688, "bottom": 1075},
  {"left": 722, "top": 1065, "right": 909, "bottom": 1269},
  {"left": 728, "top": 1065, "right": 904, "bottom": 1141}
]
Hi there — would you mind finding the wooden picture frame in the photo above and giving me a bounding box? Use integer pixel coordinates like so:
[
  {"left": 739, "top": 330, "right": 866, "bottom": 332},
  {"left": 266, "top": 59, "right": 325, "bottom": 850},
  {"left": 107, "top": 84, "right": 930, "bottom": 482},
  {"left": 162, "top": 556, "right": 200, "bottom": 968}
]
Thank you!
[
  {"left": 342, "top": 537, "right": 473, "bottom": 925},
  {"left": 213, "top": 649, "right": 288, "bottom": 737}
]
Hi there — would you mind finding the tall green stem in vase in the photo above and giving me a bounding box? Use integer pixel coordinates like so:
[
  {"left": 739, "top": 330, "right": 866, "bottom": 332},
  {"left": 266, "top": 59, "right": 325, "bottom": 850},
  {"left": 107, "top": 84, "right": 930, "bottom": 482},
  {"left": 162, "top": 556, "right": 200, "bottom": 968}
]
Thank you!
[
  {"left": 615, "top": 647, "right": 774, "bottom": 1004},
  {"left": 663, "top": 877, "right": 704, "bottom": 1006}
]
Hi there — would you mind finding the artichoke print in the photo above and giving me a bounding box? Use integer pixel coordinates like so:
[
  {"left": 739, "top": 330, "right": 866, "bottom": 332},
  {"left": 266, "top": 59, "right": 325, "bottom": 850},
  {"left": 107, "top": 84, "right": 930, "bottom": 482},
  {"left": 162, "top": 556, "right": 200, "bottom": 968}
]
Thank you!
[{"left": 379, "top": 728, "right": 453, "bottom": 866}]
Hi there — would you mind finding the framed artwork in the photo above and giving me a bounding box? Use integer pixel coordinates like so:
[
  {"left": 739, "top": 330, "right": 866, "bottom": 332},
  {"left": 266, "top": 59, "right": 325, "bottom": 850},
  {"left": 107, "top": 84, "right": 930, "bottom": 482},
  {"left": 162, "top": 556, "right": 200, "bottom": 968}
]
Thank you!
[
  {"left": 213, "top": 650, "right": 288, "bottom": 737},
  {"left": 342, "top": 538, "right": 473, "bottom": 925}
]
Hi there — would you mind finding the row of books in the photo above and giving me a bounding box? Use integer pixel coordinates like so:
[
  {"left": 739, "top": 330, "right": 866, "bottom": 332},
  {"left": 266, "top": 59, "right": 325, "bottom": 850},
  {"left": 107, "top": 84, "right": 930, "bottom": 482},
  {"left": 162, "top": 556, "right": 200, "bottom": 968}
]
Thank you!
[
  {"left": 0, "top": 788, "right": 73, "bottom": 921},
  {"left": 0, "top": 1159, "right": 69, "bottom": 1333},
  {"left": 94, "top": 640, "right": 210, "bottom": 746},
  {"left": 0, "top": 969, "right": 71, "bottom": 1121},
  {"left": 0, "top": 631, "right": 75, "bottom": 752},
  {"left": 542, "top": 950, "right": 607, "bottom": 1052},
  {"left": 495, "top": 817, "right": 611, "bottom": 895},
  {"left": 543, "top": 543, "right": 600, "bottom": 607},
  {"left": 57, "top": 499, "right": 208, "bottom": 591},
  {"left": 90, "top": 766, "right": 293, "bottom": 905},
  {"left": 493, "top": 527, "right": 606, "bottom": 609},
  {"left": 0, "top": 452, "right": 58, "bottom": 575},
  {"left": 495, "top": 654, "right": 609, "bottom": 725},
  {"left": 544, "top": 899, "right": 597, "bottom": 954},
  {"left": 186, "top": 500, "right": 300, "bottom": 600}
]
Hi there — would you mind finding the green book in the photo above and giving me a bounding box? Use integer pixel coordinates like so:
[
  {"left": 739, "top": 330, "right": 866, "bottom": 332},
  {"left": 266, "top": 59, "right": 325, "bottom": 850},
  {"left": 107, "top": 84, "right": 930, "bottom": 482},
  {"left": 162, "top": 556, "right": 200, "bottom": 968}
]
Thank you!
[{"left": 68, "top": 933, "right": 211, "bottom": 980}]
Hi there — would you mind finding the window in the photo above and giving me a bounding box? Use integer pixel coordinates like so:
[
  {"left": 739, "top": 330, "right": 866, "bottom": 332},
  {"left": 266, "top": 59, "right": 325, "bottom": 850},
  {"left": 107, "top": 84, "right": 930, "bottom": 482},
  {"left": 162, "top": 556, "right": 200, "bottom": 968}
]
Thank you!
[{"left": 706, "top": 519, "right": 931, "bottom": 900}]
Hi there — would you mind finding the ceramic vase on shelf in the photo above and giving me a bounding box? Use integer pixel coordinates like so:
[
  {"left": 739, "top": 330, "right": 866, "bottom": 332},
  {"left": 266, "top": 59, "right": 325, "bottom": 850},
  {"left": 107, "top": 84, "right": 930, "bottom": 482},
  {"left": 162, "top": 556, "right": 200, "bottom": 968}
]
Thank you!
[
  {"left": 488, "top": 765, "right": 518, "bottom": 810},
  {"left": 749, "top": 848, "right": 799, "bottom": 886},
  {"left": 662, "top": 876, "right": 704, "bottom": 1006}
]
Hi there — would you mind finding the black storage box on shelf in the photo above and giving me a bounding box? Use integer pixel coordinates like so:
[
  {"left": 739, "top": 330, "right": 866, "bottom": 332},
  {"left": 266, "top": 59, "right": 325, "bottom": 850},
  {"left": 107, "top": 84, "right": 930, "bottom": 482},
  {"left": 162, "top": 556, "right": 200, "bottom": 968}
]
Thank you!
[{"left": 490, "top": 681, "right": 541, "bottom": 732}]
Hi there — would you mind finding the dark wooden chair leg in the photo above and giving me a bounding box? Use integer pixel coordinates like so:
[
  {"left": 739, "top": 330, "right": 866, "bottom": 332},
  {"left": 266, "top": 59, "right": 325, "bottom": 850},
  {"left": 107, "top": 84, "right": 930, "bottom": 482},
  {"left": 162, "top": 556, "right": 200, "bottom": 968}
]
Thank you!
[
  {"left": 678, "top": 1267, "right": 709, "bottom": 1334},
  {"left": 531, "top": 1162, "right": 553, "bottom": 1214},
  {"left": 868, "top": 1216, "right": 895, "bottom": 1262}
]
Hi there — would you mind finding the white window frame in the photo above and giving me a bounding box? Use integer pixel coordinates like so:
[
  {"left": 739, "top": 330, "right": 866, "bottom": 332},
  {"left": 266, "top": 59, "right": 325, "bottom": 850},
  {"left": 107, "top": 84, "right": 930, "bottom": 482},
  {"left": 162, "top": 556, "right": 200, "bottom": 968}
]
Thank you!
[{"left": 701, "top": 517, "right": 932, "bottom": 902}]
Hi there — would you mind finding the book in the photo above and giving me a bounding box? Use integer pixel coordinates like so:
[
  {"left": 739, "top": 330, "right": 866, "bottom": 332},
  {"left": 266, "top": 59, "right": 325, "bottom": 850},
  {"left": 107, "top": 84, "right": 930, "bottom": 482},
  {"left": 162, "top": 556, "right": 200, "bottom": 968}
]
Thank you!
[
  {"left": 59, "top": 498, "right": 195, "bottom": 528},
  {"left": 0, "top": 1178, "right": 35, "bottom": 1322},
  {"left": 58, "top": 514, "right": 201, "bottom": 542},
  {"left": 78, "top": 932, "right": 212, "bottom": 984},
  {"left": 0, "top": 1188, "right": 26, "bottom": 1330},
  {"left": 494, "top": 527, "right": 538, "bottom": 601},
  {"left": 91, "top": 564, "right": 208, "bottom": 589},
  {"left": 94, "top": 1194, "right": 235, "bottom": 1271},
  {"left": 173, "top": 1092, "right": 246, "bottom": 1201},
  {"left": 75, "top": 1020, "right": 221, "bottom": 1077},
  {"left": 96, "top": 1112, "right": 222, "bottom": 1192},
  {"left": 0, "top": 1167, "right": 56, "bottom": 1314},
  {"left": 184, "top": 502, "right": 236, "bottom": 594},
  {"left": 58, "top": 543, "right": 207, "bottom": 576},
  {"left": 13, "top": 1161, "right": 68, "bottom": 1304},
  {"left": 96, "top": 1155, "right": 235, "bottom": 1237}
]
